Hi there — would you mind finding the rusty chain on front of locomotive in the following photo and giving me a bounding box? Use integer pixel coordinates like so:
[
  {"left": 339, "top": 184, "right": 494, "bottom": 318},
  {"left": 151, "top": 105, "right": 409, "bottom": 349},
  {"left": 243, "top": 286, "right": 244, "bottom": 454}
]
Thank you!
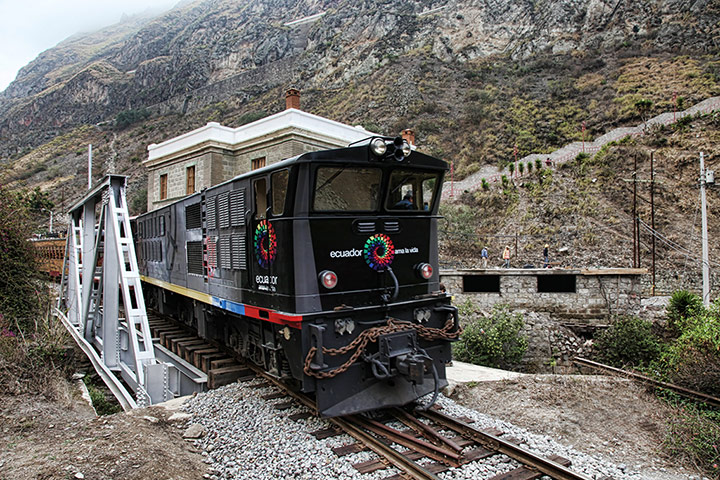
[{"left": 303, "top": 316, "right": 462, "bottom": 379}]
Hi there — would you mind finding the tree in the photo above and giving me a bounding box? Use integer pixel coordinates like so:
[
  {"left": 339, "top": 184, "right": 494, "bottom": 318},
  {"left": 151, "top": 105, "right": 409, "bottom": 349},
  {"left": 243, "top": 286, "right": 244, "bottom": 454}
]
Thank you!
[
  {"left": 0, "top": 184, "right": 45, "bottom": 332},
  {"left": 635, "top": 99, "right": 653, "bottom": 132}
]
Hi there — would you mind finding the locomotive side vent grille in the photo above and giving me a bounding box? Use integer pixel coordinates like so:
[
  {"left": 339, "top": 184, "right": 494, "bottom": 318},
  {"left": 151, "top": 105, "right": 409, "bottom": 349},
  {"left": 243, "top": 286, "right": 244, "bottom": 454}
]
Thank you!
[
  {"left": 218, "top": 192, "right": 230, "bottom": 229},
  {"left": 206, "top": 196, "right": 217, "bottom": 230},
  {"left": 231, "top": 233, "right": 247, "bottom": 270},
  {"left": 206, "top": 237, "right": 217, "bottom": 269},
  {"left": 219, "top": 235, "right": 231, "bottom": 270},
  {"left": 354, "top": 221, "right": 376, "bottom": 234},
  {"left": 230, "top": 189, "right": 245, "bottom": 227},
  {"left": 185, "top": 203, "right": 202, "bottom": 230},
  {"left": 383, "top": 220, "right": 400, "bottom": 233},
  {"left": 186, "top": 241, "right": 203, "bottom": 275}
]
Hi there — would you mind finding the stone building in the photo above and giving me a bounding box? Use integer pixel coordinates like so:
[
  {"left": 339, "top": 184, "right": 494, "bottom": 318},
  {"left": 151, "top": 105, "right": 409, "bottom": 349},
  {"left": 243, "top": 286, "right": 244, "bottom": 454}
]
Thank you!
[
  {"left": 440, "top": 267, "right": 647, "bottom": 326},
  {"left": 440, "top": 267, "right": 648, "bottom": 372},
  {"left": 143, "top": 90, "right": 381, "bottom": 212}
]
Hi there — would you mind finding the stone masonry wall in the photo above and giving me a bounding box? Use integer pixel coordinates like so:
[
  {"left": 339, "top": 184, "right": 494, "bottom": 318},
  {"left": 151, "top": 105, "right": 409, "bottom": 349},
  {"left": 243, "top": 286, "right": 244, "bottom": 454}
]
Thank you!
[
  {"left": 442, "top": 270, "right": 643, "bottom": 325},
  {"left": 441, "top": 269, "right": 645, "bottom": 372}
]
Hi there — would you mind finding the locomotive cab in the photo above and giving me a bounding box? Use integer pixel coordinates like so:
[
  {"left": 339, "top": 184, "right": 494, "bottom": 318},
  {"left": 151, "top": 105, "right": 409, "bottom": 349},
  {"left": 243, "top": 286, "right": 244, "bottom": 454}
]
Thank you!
[
  {"left": 281, "top": 138, "right": 459, "bottom": 416},
  {"left": 137, "top": 137, "right": 460, "bottom": 417}
]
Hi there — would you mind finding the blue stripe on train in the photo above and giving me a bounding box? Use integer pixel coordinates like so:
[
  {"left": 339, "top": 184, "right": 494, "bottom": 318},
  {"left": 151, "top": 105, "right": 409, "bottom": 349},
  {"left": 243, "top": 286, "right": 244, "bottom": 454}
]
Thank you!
[{"left": 211, "top": 297, "right": 246, "bottom": 315}]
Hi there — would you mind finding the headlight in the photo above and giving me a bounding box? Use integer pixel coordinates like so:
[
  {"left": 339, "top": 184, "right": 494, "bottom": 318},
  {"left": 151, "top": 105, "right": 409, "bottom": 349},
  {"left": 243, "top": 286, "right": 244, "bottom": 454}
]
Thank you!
[
  {"left": 402, "top": 139, "right": 412, "bottom": 157},
  {"left": 416, "top": 263, "right": 433, "bottom": 280},
  {"left": 319, "top": 270, "right": 338, "bottom": 289},
  {"left": 334, "top": 318, "right": 355, "bottom": 335},
  {"left": 370, "top": 137, "right": 387, "bottom": 156},
  {"left": 414, "top": 307, "right": 431, "bottom": 323}
]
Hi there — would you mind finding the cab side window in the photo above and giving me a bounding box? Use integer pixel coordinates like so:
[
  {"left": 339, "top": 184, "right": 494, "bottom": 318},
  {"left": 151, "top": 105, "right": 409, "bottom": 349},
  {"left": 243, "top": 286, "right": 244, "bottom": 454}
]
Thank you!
[
  {"left": 386, "top": 170, "right": 441, "bottom": 211},
  {"left": 271, "top": 169, "right": 289, "bottom": 216},
  {"left": 254, "top": 178, "right": 267, "bottom": 220}
]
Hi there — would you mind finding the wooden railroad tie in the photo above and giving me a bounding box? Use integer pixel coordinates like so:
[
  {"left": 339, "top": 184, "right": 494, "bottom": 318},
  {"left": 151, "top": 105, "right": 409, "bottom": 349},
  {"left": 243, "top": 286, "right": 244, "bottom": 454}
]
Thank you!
[
  {"left": 208, "top": 365, "right": 252, "bottom": 389},
  {"left": 486, "top": 454, "right": 570, "bottom": 480}
]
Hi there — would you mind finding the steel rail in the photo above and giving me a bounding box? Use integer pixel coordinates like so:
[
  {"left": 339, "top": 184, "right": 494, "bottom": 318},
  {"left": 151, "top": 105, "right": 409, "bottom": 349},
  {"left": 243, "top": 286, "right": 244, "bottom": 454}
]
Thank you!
[
  {"left": 351, "top": 415, "right": 462, "bottom": 466},
  {"left": 574, "top": 357, "right": 720, "bottom": 409},
  {"left": 392, "top": 407, "right": 464, "bottom": 453},
  {"left": 248, "top": 366, "right": 438, "bottom": 480},
  {"left": 330, "top": 415, "right": 440, "bottom": 480},
  {"left": 418, "top": 408, "right": 594, "bottom": 480}
]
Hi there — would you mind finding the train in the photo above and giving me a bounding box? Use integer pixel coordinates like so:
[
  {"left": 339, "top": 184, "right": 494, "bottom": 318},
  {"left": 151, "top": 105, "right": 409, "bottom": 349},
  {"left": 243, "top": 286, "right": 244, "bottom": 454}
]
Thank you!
[
  {"left": 134, "top": 136, "right": 460, "bottom": 417},
  {"left": 31, "top": 236, "right": 66, "bottom": 280}
]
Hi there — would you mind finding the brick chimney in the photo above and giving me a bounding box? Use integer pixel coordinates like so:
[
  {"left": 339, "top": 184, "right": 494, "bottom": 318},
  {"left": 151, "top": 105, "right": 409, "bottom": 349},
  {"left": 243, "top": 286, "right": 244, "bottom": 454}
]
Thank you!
[
  {"left": 401, "top": 128, "right": 415, "bottom": 146},
  {"left": 285, "top": 88, "right": 300, "bottom": 110}
]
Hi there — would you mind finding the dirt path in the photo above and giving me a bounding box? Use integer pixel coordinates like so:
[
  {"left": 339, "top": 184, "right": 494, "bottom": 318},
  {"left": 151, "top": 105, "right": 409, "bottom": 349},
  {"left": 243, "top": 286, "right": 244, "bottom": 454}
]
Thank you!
[
  {"left": 0, "top": 373, "right": 703, "bottom": 480},
  {"left": 0, "top": 382, "right": 206, "bottom": 480},
  {"left": 447, "top": 374, "right": 702, "bottom": 479}
]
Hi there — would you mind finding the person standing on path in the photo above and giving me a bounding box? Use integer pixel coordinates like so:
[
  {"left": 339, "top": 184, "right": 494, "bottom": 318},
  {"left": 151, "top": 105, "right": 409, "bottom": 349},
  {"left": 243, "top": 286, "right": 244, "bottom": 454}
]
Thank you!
[
  {"left": 481, "top": 246, "right": 489, "bottom": 268},
  {"left": 543, "top": 243, "right": 549, "bottom": 268},
  {"left": 502, "top": 246, "right": 511, "bottom": 268}
]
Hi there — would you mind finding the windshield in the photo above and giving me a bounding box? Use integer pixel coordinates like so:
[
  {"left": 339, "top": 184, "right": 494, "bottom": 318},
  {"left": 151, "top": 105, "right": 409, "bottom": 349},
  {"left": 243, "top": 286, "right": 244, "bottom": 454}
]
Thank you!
[
  {"left": 313, "top": 166, "right": 382, "bottom": 212},
  {"left": 386, "top": 170, "right": 440, "bottom": 211}
]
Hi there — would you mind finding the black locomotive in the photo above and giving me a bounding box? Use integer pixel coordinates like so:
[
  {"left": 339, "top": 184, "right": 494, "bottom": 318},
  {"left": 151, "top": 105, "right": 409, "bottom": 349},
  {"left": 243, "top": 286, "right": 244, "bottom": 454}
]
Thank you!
[{"left": 135, "top": 136, "right": 460, "bottom": 416}]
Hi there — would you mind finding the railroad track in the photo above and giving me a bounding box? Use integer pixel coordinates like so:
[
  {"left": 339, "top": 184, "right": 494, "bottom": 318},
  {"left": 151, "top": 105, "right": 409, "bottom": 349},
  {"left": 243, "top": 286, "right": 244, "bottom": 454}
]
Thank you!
[{"left": 147, "top": 312, "right": 600, "bottom": 480}]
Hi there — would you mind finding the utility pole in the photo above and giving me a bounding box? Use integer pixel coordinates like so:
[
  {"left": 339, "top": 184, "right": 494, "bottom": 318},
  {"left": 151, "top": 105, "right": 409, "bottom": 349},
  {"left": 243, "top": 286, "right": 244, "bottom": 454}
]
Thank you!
[
  {"left": 700, "top": 151, "right": 711, "bottom": 306},
  {"left": 633, "top": 155, "right": 638, "bottom": 268},
  {"left": 88, "top": 144, "right": 93, "bottom": 190},
  {"left": 450, "top": 161, "right": 454, "bottom": 197},
  {"left": 651, "top": 152, "right": 656, "bottom": 295}
]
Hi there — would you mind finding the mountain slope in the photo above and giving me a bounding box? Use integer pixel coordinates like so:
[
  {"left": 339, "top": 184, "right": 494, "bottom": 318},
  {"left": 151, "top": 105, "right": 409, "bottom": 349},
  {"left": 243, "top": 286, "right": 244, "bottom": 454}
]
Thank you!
[{"left": 0, "top": 0, "right": 718, "bottom": 285}]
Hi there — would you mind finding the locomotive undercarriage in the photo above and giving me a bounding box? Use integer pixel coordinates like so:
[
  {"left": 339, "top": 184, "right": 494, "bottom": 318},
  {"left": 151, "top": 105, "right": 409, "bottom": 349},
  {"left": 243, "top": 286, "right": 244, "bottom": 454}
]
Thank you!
[
  {"left": 144, "top": 284, "right": 459, "bottom": 417},
  {"left": 145, "top": 285, "right": 294, "bottom": 380}
]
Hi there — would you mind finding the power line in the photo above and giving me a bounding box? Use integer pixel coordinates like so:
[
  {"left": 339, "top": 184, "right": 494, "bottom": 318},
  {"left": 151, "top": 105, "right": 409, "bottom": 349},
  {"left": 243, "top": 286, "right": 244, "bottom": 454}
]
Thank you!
[{"left": 638, "top": 219, "right": 720, "bottom": 267}]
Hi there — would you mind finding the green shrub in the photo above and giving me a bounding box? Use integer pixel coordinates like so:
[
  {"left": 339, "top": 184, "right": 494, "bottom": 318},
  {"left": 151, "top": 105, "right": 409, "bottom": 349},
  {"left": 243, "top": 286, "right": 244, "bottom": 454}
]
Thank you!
[
  {"left": 84, "top": 378, "right": 122, "bottom": 415},
  {"left": 575, "top": 152, "right": 590, "bottom": 162},
  {"left": 535, "top": 158, "right": 542, "bottom": 170},
  {"left": 481, "top": 178, "right": 489, "bottom": 190},
  {"left": 518, "top": 163, "right": 524, "bottom": 174},
  {"left": 593, "top": 316, "right": 660, "bottom": 368},
  {"left": 663, "top": 400, "right": 720, "bottom": 477},
  {"left": 660, "top": 302, "right": 720, "bottom": 397},
  {"left": 453, "top": 303, "right": 527, "bottom": 369},
  {"left": 666, "top": 290, "right": 704, "bottom": 334},
  {"left": 0, "top": 185, "right": 46, "bottom": 332}
]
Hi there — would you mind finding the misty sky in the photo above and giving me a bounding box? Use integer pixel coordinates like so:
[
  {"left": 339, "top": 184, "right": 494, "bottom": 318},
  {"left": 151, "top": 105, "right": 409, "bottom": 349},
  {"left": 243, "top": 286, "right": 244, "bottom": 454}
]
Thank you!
[{"left": 0, "top": 0, "right": 178, "bottom": 92}]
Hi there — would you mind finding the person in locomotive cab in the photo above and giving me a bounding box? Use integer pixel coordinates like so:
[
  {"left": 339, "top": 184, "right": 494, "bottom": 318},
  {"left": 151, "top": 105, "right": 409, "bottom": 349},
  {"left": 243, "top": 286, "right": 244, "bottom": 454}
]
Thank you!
[{"left": 394, "top": 192, "right": 415, "bottom": 210}]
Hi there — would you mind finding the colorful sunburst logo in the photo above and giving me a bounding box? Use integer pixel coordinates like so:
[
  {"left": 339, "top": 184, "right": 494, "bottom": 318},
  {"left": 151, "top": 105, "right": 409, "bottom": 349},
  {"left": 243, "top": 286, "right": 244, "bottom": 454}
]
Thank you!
[
  {"left": 254, "top": 220, "right": 277, "bottom": 268},
  {"left": 364, "top": 234, "right": 395, "bottom": 271}
]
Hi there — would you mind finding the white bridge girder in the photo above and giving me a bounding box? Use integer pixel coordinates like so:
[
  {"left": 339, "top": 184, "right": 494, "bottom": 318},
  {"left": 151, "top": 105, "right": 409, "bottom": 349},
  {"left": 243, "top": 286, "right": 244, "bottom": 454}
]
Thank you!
[{"left": 57, "top": 175, "right": 205, "bottom": 408}]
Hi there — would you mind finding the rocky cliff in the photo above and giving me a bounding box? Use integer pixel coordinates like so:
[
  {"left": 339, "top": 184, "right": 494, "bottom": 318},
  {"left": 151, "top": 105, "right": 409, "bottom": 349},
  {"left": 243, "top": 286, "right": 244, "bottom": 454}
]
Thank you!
[{"left": 1, "top": 0, "right": 717, "bottom": 160}]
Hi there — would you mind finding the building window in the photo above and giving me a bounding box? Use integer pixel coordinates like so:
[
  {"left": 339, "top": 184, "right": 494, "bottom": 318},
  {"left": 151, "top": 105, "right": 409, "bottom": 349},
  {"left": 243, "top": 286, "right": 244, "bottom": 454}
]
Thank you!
[
  {"left": 186, "top": 166, "right": 195, "bottom": 195},
  {"left": 159, "top": 174, "right": 168, "bottom": 200},
  {"left": 463, "top": 275, "right": 500, "bottom": 293},
  {"left": 537, "top": 274, "right": 577, "bottom": 293},
  {"left": 251, "top": 157, "right": 266, "bottom": 170}
]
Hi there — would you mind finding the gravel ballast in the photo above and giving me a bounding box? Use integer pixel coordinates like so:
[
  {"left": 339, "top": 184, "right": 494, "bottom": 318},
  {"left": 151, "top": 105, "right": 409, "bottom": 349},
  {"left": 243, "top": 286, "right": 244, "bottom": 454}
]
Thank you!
[{"left": 181, "top": 378, "right": 657, "bottom": 480}]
